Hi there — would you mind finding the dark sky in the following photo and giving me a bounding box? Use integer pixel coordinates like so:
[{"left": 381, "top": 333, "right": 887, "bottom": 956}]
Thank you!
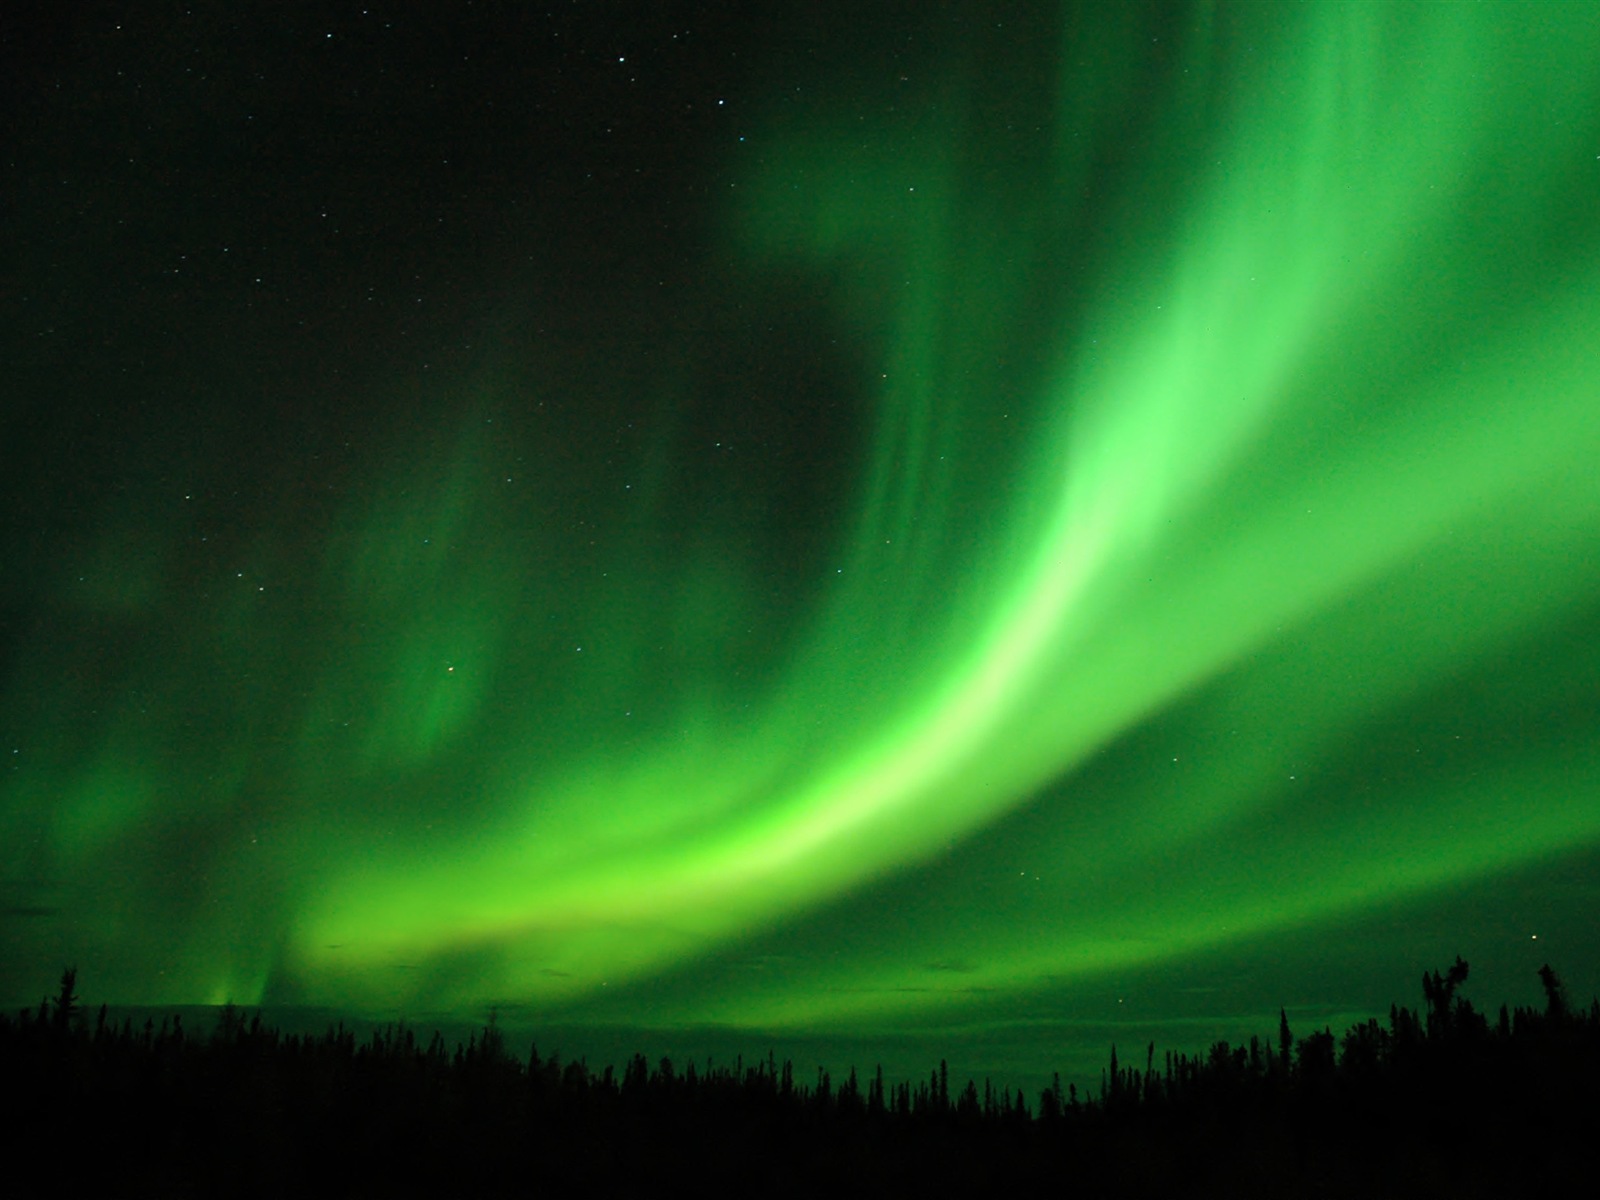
[{"left": 6, "top": 1, "right": 1600, "bottom": 1094}]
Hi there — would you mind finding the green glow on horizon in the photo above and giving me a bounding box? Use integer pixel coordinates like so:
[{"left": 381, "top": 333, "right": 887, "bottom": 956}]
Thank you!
[{"left": 6, "top": 2, "right": 1600, "bottom": 1031}]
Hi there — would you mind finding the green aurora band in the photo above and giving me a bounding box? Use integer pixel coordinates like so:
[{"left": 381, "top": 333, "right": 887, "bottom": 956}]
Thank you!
[{"left": 7, "top": 3, "right": 1600, "bottom": 1033}]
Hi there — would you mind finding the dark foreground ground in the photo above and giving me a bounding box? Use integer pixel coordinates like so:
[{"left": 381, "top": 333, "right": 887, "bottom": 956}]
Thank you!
[{"left": 4, "top": 961, "right": 1596, "bottom": 1197}]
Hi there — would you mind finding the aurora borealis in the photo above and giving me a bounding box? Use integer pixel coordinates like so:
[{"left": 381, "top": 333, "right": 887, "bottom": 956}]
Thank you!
[{"left": 6, "top": 2, "right": 1600, "bottom": 1087}]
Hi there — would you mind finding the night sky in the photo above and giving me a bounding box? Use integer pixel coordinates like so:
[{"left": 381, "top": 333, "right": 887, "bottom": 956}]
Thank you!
[{"left": 6, "top": 1, "right": 1600, "bottom": 1093}]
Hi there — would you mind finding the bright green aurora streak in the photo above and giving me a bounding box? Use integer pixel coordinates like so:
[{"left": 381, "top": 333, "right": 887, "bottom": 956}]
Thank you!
[{"left": 7, "top": 3, "right": 1600, "bottom": 1042}]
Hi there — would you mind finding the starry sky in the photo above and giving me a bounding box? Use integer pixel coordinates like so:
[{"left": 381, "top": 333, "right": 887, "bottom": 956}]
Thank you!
[{"left": 6, "top": 1, "right": 1600, "bottom": 1092}]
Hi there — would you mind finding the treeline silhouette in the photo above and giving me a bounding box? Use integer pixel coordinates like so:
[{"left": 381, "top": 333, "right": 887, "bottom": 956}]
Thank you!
[{"left": 3, "top": 960, "right": 1596, "bottom": 1196}]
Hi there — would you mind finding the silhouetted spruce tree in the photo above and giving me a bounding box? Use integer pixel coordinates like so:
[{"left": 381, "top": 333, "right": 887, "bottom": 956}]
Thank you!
[
  {"left": 1296, "top": 1027, "right": 1336, "bottom": 1086},
  {"left": 1538, "top": 963, "right": 1569, "bottom": 1021},
  {"left": 1037, "top": 1080, "right": 1060, "bottom": 1122},
  {"left": 1011, "top": 1086, "right": 1030, "bottom": 1123},
  {"left": 51, "top": 966, "right": 79, "bottom": 1034},
  {"left": 479, "top": 1008, "right": 504, "bottom": 1062},
  {"left": 839, "top": 1066, "right": 860, "bottom": 1113},
  {"left": 892, "top": 1079, "right": 910, "bottom": 1117},
  {"left": 1422, "top": 956, "right": 1471, "bottom": 1039},
  {"left": 1338, "top": 1017, "right": 1386, "bottom": 1075},
  {"left": 957, "top": 1079, "right": 980, "bottom": 1120}
]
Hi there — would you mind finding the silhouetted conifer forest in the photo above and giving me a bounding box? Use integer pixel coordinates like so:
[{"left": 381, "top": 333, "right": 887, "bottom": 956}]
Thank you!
[{"left": 4, "top": 960, "right": 1596, "bottom": 1196}]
